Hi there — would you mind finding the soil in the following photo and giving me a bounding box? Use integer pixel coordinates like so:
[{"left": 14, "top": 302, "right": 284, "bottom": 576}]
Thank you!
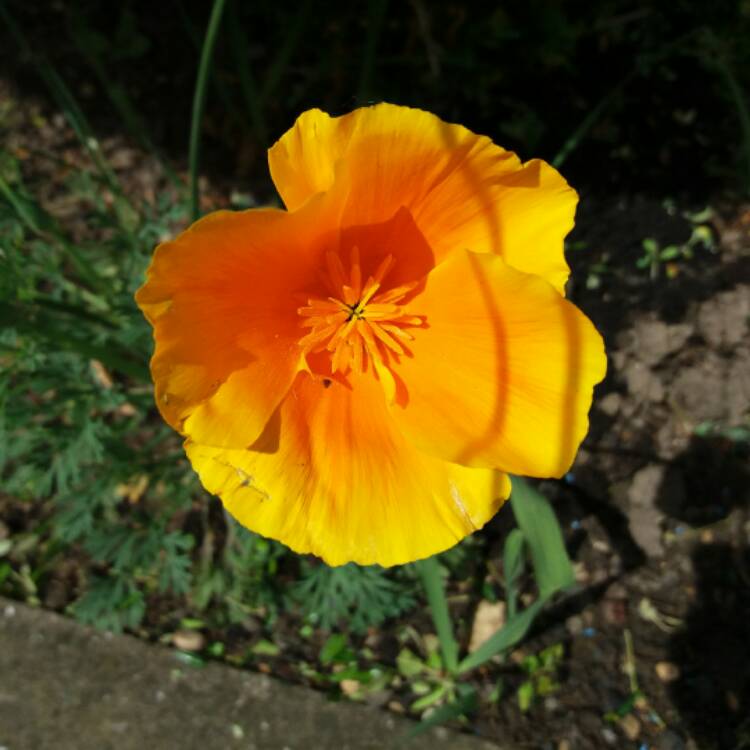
[{"left": 1, "top": 71, "right": 750, "bottom": 750}]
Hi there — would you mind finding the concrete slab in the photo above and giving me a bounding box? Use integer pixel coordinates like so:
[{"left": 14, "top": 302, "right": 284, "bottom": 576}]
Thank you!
[{"left": 0, "top": 598, "right": 503, "bottom": 750}]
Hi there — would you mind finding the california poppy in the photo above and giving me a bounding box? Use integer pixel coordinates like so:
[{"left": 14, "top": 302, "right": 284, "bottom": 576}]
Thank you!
[{"left": 136, "top": 103, "right": 606, "bottom": 567}]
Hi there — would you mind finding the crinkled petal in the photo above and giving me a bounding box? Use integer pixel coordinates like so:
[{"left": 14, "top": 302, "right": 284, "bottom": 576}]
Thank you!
[
  {"left": 390, "top": 249, "right": 606, "bottom": 477},
  {"left": 135, "top": 203, "right": 331, "bottom": 448},
  {"left": 185, "top": 371, "right": 510, "bottom": 567},
  {"left": 269, "top": 103, "right": 575, "bottom": 293}
]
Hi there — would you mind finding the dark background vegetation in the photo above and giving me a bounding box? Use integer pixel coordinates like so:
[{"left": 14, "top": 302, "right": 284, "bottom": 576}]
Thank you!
[
  {"left": 1, "top": 2, "right": 749, "bottom": 749},
  {"left": 4, "top": 0, "right": 750, "bottom": 196}
]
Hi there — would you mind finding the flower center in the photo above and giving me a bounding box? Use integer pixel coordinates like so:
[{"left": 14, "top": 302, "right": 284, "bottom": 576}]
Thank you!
[{"left": 297, "top": 246, "right": 424, "bottom": 376}]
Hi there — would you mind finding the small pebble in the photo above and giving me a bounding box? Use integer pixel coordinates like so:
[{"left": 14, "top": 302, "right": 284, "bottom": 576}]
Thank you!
[
  {"left": 655, "top": 661, "right": 681, "bottom": 683},
  {"left": 172, "top": 629, "right": 205, "bottom": 652},
  {"left": 619, "top": 713, "right": 641, "bottom": 741},
  {"left": 339, "top": 679, "right": 360, "bottom": 696},
  {"left": 574, "top": 562, "right": 590, "bottom": 583},
  {"left": 602, "top": 727, "right": 618, "bottom": 745}
]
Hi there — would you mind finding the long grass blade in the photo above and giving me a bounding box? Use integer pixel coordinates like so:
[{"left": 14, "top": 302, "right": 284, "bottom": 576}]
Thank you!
[
  {"left": 509, "top": 476, "right": 573, "bottom": 597},
  {"left": 415, "top": 555, "right": 459, "bottom": 675},
  {"left": 502, "top": 527, "right": 525, "bottom": 619},
  {"left": 189, "top": 0, "right": 228, "bottom": 220}
]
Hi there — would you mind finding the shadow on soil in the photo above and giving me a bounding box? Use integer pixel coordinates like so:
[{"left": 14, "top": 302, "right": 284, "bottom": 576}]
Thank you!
[{"left": 661, "top": 435, "right": 750, "bottom": 750}]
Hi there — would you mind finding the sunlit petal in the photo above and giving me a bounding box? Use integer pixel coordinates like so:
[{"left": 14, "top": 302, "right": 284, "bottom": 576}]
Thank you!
[{"left": 186, "top": 372, "right": 510, "bottom": 566}]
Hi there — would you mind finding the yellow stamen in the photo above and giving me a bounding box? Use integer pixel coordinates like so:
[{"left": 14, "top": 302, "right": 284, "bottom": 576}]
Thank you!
[{"left": 297, "top": 248, "right": 424, "bottom": 378}]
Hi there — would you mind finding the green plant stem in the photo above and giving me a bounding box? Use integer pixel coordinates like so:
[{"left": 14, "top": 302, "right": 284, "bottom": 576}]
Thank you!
[
  {"left": 552, "top": 71, "right": 635, "bottom": 169},
  {"left": 415, "top": 555, "right": 459, "bottom": 675},
  {"left": 189, "top": 0, "right": 228, "bottom": 221},
  {"left": 552, "top": 28, "right": 700, "bottom": 169},
  {"left": 508, "top": 476, "right": 574, "bottom": 596}
]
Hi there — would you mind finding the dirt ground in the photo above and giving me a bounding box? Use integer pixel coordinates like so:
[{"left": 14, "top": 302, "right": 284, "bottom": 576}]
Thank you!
[
  {"left": 482, "top": 194, "right": 750, "bottom": 749},
  {"left": 2, "top": 76, "right": 750, "bottom": 750}
]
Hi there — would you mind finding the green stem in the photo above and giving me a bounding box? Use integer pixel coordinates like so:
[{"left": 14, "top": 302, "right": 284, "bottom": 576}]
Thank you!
[
  {"left": 189, "top": 0, "right": 228, "bottom": 221},
  {"left": 552, "top": 71, "right": 635, "bottom": 169},
  {"left": 552, "top": 28, "right": 701, "bottom": 169},
  {"left": 415, "top": 555, "right": 459, "bottom": 675}
]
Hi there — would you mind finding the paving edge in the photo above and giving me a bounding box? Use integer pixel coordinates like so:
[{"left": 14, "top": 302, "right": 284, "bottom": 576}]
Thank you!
[{"left": 0, "top": 597, "right": 506, "bottom": 750}]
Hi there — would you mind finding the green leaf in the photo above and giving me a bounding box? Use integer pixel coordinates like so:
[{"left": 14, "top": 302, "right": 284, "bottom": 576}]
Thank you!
[
  {"left": 399, "top": 685, "right": 477, "bottom": 744},
  {"left": 517, "top": 679, "right": 535, "bottom": 712},
  {"left": 659, "top": 245, "right": 681, "bottom": 260},
  {"left": 319, "top": 633, "right": 348, "bottom": 665},
  {"left": 411, "top": 683, "right": 450, "bottom": 712},
  {"left": 642, "top": 238, "right": 659, "bottom": 255},
  {"left": 503, "top": 527, "right": 525, "bottom": 617},
  {"left": 174, "top": 651, "right": 205, "bottom": 668},
  {"left": 179, "top": 617, "right": 206, "bottom": 630},
  {"left": 251, "top": 639, "right": 280, "bottom": 657},
  {"left": 415, "top": 556, "right": 459, "bottom": 674},
  {"left": 294, "top": 563, "right": 415, "bottom": 633},
  {"left": 208, "top": 641, "right": 225, "bottom": 657},
  {"left": 509, "top": 477, "right": 573, "bottom": 597},
  {"left": 396, "top": 647, "right": 427, "bottom": 678}
]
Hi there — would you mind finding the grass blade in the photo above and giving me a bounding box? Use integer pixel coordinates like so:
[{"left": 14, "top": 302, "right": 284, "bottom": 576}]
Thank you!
[
  {"left": 502, "top": 527, "right": 525, "bottom": 619},
  {"left": 189, "top": 0, "right": 228, "bottom": 221},
  {"left": 415, "top": 555, "right": 458, "bottom": 675},
  {"left": 399, "top": 684, "right": 477, "bottom": 743},
  {"left": 509, "top": 476, "right": 573, "bottom": 597}
]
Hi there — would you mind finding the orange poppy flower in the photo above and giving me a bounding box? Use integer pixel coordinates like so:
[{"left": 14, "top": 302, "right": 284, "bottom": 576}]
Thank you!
[{"left": 136, "top": 103, "right": 606, "bottom": 567}]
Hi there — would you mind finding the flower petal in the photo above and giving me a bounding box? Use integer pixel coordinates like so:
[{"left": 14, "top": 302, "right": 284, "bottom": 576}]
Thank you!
[
  {"left": 417, "top": 158, "right": 577, "bottom": 294},
  {"left": 268, "top": 104, "right": 575, "bottom": 292},
  {"left": 136, "top": 205, "right": 327, "bottom": 448},
  {"left": 185, "top": 371, "right": 510, "bottom": 567},
  {"left": 391, "top": 249, "right": 606, "bottom": 477}
]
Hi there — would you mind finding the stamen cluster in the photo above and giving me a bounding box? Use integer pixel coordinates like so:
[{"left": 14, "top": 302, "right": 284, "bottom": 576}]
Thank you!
[{"left": 298, "top": 247, "right": 423, "bottom": 375}]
